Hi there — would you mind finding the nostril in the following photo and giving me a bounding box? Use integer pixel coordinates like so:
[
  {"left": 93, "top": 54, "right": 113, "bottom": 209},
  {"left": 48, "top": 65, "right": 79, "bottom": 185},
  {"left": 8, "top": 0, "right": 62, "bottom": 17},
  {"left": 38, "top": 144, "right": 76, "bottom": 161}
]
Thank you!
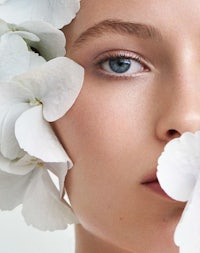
[{"left": 167, "top": 129, "right": 180, "bottom": 139}]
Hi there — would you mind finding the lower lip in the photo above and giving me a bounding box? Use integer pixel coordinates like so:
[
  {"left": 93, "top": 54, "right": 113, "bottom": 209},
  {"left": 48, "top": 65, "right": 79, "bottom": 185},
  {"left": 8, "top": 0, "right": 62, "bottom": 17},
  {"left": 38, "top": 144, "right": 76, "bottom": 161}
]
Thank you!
[{"left": 143, "top": 180, "right": 174, "bottom": 200}]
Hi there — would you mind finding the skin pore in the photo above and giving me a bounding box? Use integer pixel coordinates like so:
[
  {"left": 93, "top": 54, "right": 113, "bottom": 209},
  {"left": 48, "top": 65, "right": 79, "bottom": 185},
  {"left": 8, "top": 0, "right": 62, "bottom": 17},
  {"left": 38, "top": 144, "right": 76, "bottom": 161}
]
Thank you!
[{"left": 52, "top": 0, "right": 200, "bottom": 252}]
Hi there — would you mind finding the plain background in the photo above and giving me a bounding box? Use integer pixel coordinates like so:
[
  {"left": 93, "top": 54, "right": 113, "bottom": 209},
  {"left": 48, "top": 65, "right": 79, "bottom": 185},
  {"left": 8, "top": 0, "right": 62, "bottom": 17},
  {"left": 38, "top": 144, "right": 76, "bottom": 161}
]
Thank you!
[{"left": 0, "top": 205, "right": 75, "bottom": 253}]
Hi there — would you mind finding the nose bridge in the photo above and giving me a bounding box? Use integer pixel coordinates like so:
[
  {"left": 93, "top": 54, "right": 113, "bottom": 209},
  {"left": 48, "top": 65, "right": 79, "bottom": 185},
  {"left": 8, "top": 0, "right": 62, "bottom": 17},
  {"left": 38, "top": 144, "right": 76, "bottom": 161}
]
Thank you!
[
  {"left": 156, "top": 60, "right": 200, "bottom": 141},
  {"left": 170, "top": 81, "right": 200, "bottom": 131}
]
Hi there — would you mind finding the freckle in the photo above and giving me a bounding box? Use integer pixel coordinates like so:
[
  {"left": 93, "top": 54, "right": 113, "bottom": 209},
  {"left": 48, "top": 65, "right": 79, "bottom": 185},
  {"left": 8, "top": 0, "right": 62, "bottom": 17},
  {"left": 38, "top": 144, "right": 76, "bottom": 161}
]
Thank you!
[{"left": 119, "top": 217, "right": 123, "bottom": 221}]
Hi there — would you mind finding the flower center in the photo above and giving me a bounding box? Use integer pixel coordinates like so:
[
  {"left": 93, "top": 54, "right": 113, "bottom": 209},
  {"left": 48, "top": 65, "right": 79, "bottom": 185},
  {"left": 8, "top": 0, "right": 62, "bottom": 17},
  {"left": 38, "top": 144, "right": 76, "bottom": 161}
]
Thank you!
[
  {"left": 37, "top": 161, "right": 44, "bottom": 167},
  {"left": 8, "top": 23, "right": 17, "bottom": 32},
  {"left": 29, "top": 98, "right": 42, "bottom": 106}
]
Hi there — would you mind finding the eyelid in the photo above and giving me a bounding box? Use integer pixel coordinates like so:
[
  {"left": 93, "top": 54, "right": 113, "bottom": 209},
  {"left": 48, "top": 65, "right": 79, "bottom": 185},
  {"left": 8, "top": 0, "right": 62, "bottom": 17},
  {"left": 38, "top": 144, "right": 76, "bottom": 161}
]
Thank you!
[{"left": 94, "top": 50, "right": 151, "bottom": 79}]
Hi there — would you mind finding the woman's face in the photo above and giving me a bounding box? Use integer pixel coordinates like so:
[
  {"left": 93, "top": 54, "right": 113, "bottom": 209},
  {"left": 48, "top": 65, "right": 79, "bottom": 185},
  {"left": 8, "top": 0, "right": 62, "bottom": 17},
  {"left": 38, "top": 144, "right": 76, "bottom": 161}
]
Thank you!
[{"left": 52, "top": 0, "right": 200, "bottom": 252}]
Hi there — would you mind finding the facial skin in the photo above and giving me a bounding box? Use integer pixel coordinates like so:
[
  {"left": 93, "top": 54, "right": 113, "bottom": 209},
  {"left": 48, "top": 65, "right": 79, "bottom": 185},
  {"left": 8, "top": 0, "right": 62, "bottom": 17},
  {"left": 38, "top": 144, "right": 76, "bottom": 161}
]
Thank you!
[{"left": 52, "top": 1, "right": 200, "bottom": 252}]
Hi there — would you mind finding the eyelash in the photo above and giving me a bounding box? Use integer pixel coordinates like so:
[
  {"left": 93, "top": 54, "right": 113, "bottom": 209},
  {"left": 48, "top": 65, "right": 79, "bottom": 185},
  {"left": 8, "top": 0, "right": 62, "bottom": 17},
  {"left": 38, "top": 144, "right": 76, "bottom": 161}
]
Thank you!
[{"left": 94, "top": 51, "right": 150, "bottom": 80}]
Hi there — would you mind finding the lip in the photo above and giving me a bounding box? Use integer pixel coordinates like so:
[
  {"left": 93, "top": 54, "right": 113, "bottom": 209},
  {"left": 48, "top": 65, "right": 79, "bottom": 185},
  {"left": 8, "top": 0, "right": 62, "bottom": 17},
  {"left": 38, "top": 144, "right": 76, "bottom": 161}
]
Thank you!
[{"left": 141, "top": 172, "right": 174, "bottom": 201}]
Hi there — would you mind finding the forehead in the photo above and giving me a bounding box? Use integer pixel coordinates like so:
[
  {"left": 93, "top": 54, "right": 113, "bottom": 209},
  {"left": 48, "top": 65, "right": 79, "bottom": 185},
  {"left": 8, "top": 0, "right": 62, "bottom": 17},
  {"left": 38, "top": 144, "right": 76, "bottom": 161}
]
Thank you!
[{"left": 69, "top": 0, "right": 200, "bottom": 41}]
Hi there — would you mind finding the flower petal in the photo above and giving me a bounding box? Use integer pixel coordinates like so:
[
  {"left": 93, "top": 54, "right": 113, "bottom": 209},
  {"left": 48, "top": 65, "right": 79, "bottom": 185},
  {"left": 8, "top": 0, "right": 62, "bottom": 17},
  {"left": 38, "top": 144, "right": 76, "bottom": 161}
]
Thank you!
[
  {"left": 13, "top": 30, "right": 39, "bottom": 42},
  {"left": 47, "top": 162, "right": 73, "bottom": 198},
  {"left": 22, "top": 167, "right": 78, "bottom": 231},
  {"left": 12, "top": 57, "right": 84, "bottom": 121},
  {"left": 174, "top": 175, "right": 200, "bottom": 252},
  {"left": 19, "top": 21, "right": 66, "bottom": 60},
  {"left": 0, "top": 102, "right": 29, "bottom": 159},
  {"left": 157, "top": 132, "right": 200, "bottom": 201},
  {"left": 0, "top": 79, "right": 34, "bottom": 104},
  {"left": 42, "top": 57, "right": 84, "bottom": 121},
  {"left": 0, "top": 153, "right": 36, "bottom": 175},
  {"left": 157, "top": 131, "right": 200, "bottom": 252},
  {"left": 0, "top": 170, "right": 32, "bottom": 210},
  {"left": 0, "top": 33, "right": 30, "bottom": 81},
  {"left": 0, "top": 0, "right": 80, "bottom": 28},
  {"left": 29, "top": 51, "right": 46, "bottom": 69},
  {"left": 0, "top": 19, "right": 10, "bottom": 36},
  {"left": 15, "top": 106, "right": 69, "bottom": 163}
]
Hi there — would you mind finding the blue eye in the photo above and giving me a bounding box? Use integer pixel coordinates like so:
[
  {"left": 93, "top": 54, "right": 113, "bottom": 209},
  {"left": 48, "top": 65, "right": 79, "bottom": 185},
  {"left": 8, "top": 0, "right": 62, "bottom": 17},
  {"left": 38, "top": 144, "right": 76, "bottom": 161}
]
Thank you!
[
  {"left": 100, "top": 55, "right": 145, "bottom": 76},
  {"left": 108, "top": 57, "right": 131, "bottom": 73}
]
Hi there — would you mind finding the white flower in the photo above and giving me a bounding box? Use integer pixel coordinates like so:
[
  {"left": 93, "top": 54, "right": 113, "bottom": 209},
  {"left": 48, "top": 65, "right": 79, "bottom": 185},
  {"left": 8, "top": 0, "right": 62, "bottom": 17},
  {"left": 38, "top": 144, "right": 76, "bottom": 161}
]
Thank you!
[
  {"left": 174, "top": 176, "right": 200, "bottom": 253},
  {"left": 15, "top": 21, "right": 66, "bottom": 60},
  {"left": 0, "top": 19, "right": 66, "bottom": 82},
  {"left": 0, "top": 162, "right": 79, "bottom": 231},
  {"left": 157, "top": 131, "right": 200, "bottom": 253},
  {"left": 0, "top": 57, "right": 84, "bottom": 230},
  {"left": 0, "top": 29, "right": 46, "bottom": 82},
  {"left": 0, "top": 20, "right": 66, "bottom": 81},
  {"left": 157, "top": 132, "right": 200, "bottom": 201},
  {"left": 0, "top": 0, "right": 81, "bottom": 29}
]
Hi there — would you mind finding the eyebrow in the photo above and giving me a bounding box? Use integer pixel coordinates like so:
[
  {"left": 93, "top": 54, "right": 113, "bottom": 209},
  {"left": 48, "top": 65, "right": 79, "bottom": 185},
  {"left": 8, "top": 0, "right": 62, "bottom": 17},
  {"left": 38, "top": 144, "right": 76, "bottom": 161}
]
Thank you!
[{"left": 73, "top": 19, "right": 163, "bottom": 48}]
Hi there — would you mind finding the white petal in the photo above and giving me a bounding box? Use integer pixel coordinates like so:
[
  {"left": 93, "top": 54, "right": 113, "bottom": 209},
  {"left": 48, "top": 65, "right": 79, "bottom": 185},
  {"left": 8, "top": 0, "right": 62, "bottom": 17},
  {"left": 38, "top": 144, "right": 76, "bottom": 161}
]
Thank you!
[
  {"left": 0, "top": 0, "right": 80, "bottom": 28},
  {"left": 22, "top": 167, "right": 78, "bottom": 231},
  {"left": 0, "top": 170, "right": 32, "bottom": 210},
  {"left": 15, "top": 106, "right": 69, "bottom": 162},
  {"left": 157, "top": 132, "right": 200, "bottom": 201},
  {"left": 0, "top": 33, "right": 30, "bottom": 81},
  {"left": 179, "top": 244, "right": 200, "bottom": 253},
  {"left": 0, "top": 153, "right": 36, "bottom": 175},
  {"left": 12, "top": 57, "right": 84, "bottom": 121},
  {"left": 19, "top": 21, "right": 66, "bottom": 60},
  {"left": 174, "top": 175, "right": 200, "bottom": 252},
  {"left": 0, "top": 103, "right": 29, "bottom": 159},
  {"left": 0, "top": 80, "right": 34, "bottom": 104},
  {"left": 41, "top": 57, "right": 84, "bottom": 121},
  {"left": 29, "top": 51, "right": 46, "bottom": 69},
  {"left": 47, "top": 161, "right": 73, "bottom": 198},
  {"left": 13, "top": 30, "right": 39, "bottom": 42},
  {"left": 0, "top": 19, "right": 10, "bottom": 36}
]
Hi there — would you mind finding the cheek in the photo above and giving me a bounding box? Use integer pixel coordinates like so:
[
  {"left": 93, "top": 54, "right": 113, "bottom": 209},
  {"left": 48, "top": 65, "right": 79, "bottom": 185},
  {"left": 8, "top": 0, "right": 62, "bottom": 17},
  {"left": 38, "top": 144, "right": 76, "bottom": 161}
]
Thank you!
[
  {"left": 52, "top": 75, "right": 162, "bottom": 246},
  {"left": 55, "top": 76, "right": 156, "bottom": 185},
  {"left": 64, "top": 76, "right": 155, "bottom": 159}
]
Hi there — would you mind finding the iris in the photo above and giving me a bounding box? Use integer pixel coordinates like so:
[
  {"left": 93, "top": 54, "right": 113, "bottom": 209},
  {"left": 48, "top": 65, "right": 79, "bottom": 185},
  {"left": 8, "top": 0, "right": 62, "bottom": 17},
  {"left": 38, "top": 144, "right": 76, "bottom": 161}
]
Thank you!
[{"left": 109, "top": 57, "right": 131, "bottom": 73}]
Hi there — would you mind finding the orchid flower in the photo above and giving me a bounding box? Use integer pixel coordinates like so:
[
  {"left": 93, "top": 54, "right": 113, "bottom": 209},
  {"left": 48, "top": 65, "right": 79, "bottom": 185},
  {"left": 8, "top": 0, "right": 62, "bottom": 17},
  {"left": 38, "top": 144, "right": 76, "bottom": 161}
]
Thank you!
[
  {"left": 0, "top": 27, "right": 45, "bottom": 82},
  {"left": 157, "top": 131, "right": 200, "bottom": 253},
  {"left": 13, "top": 21, "right": 66, "bottom": 60},
  {"left": 0, "top": 19, "right": 66, "bottom": 81},
  {"left": 0, "top": 0, "right": 80, "bottom": 29},
  {"left": 0, "top": 57, "right": 84, "bottom": 230},
  {"left": 0, "top": 155, "right": 78, "bottom": 231}
]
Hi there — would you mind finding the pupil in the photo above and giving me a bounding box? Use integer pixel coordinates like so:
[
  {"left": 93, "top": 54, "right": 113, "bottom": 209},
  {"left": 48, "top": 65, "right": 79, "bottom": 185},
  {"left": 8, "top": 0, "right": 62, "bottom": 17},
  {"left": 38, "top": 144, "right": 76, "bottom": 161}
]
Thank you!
[{"left": 109, "top": 58, "right": 131, "bottom": 73}]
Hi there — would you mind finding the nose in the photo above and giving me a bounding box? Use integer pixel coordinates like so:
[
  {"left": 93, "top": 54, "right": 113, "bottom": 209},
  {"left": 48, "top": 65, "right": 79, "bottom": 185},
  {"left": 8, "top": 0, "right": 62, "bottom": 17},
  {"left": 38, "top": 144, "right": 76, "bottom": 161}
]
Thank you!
[{"left": 156, "top": 74, "right": 200, "bottom": 142}]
